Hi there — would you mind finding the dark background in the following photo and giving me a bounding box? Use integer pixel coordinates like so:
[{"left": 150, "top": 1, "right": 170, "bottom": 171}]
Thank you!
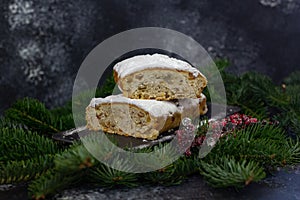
[{"left": 0, "top": 0, "right": 300, "bottom": 113}]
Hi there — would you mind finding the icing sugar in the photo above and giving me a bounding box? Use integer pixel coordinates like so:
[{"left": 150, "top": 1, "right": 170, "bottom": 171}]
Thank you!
[
  {"left": 89, "top": 94, "right": 206, "bottom": 118},
  {"left": 113, "top": 53, "right": 203, "bottom": 79},
  {"left": 89, "top": 94, "right": 178, "bottom": 117}
]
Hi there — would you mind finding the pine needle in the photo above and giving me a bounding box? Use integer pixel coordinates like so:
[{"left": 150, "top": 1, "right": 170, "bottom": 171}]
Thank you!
[
  {"left": 0, "top": 127, "right": 59, "bottom": 162},
  {"left": 199, "top": 156, "right": 266, "bottom": 188}
]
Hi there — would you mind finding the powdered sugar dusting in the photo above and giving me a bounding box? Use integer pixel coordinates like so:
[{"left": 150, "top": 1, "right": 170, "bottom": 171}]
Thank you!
[
  {"left": 113, "top": 54, "right": 203, "bottom": 79},
  {"left": 89, "top": 94, "right": 178, "bottom": 117},
  {"left": 89, "top": 94, "right": 206, "bottom": 118}
]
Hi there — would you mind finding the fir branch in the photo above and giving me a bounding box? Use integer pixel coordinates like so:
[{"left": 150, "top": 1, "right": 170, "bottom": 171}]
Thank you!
[
  {"left": 4, "top": 98, "right": 63, "bottom": 134},
  {"left": 223, "top": 75, "right": 268, "bottom": 119},
  {"left": 82, "top": 133, "right": 176, "bottom": 173},
  {"left": 215, "top": 58, "right": 230, "bottom": 72},
  {"left": 89, "top": 164, "right": 138, "bottom": 188},
  {"left": 143, "top": 164, "right": 184, "bottom": 186},
  {"left": 209, "top": 124, "right": 294, "bottom": 166},
  {"left": 172, "top": 156, "right": 200, "bottom": 176},
  {"left": 285, "top": 137, "right": 300, "bottom": 164},
  {"left": 221, "top": 69, "right": 300, "bottom": 135},
  {"left": 199, "top": 156, "right": 266, "bottom": 188},
  {"left": 50, "top": 103, "right": 75, "bottom": 131},
  {"left": 273, "top": 111, "right": 300, "bottom": 136},
  {"left": 28, "top": 170, "right": 83, "bottom": 200},
  {"left": 0, "top": 117, "right": 25, "bottom": 129},
  {"left": 142, "top": 156, "right": 200, "bottom": 186},
  {"left": 237, "top": 102, "right": 268, "bottom": 120},
  {"left": 54, "top": 143, "right": 96, "bottom": 174},
  {"left": 56, "top": 113, "right": 75, "bottom": 131},
  {"left": 50, "top": 102, "right": 72, "bottom": 117},
  {"left": 0, "top": 128, "right": 59, "bottom": 162},
  {"left": 242, "top": 73, "right": 282, "bottom": 104},
  {"left": 54, "top": 136, "right": 138, "bottom": 188},
  {"left": 273, "top": 82, "right": 300, "bottom": 135},
  {"left": 0, "top": 154, "right": 54, "bottom": 184}
]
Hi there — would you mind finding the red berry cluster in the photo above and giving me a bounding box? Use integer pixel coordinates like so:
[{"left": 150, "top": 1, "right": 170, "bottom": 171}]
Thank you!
[
  {"left": 222, "top": 113, "right": 258, "bottom": 131},
  {"left": 176, "top": 113, "right": 260, "bottom": 157},
  {"left": 231, "top": 113, "right": 257, "bottom": 125}
]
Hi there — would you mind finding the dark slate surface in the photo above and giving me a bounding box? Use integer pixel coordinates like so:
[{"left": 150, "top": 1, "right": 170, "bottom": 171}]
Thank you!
[
  {"left": 54, "top": 165, "right": 300, "bottom": 200},
  {"left": 1, "top": 0, "right": 300, "bottom": 113},
  {"left": 1, "top": 165, "right": 299, "bottom": 200}
]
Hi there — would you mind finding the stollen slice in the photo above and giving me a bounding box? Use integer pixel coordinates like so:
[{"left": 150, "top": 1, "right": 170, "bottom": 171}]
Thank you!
[
  {"left": 86, "top": 94, "right": 207, "bottom": 140},
  {"left": 113, "top": 54, "right": 207, "bottom": 100}
]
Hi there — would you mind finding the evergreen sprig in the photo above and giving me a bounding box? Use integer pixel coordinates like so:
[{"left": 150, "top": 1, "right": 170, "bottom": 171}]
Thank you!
[
  {"left": 285, "top": 137, "right": 300, "bottom": 164},
  {"left": 4, "top": 98, "right": 64, "bottom": 134},
  {"left": 199, "top": 156, "right": 266, "bottom": 188},
  {"left": 54, "top": 143, "right": 96, "bottom": 174},
  {"left": 143, "top": 164, "right": 183, "bottom": 186},
  {"left": 0, "top": 154, "right": 55, "bottom": 184},
  {"left": 0, "top": 128, "right": 59, "bottom": 162},
  {"left": 0, "top": 117, "right": 25, "bottom": 129},
  {"left": 89, "top": 164, "right": 138, "bottom": 188},
  {"left": 272, "top": 80, "right": 300, "bottom": 135},
  {"left": 208, "top": 124, "right": 299, "bottom": 167},
  {"left": 28, "top": 170, "right": 83, "bottom": 200},
  {"left": 219, "top": 63, "right": 300, "bottom": 134},
  {"left": 0, "top": 127, "right": 59, "bottom": 185}
]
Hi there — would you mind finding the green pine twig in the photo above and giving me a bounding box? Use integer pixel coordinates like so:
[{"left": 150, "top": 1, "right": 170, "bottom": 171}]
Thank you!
[
  {"left": 0, "top": 154, "right": 55, "bottom": 184},
  {"left": 28, "top": 170, "right": 83, "bottom": 200},
  {"left": 199, "top": 156, "right": 266, "bottom": 188},
  {"left": 0, "top": 128, "right": 59, "bottom": 162},
  {"left": 89, "top": 164, "right": 138, "bottom": 188},
  {"left": 4, "top": 98, "right": 63, "bottom": 134}
]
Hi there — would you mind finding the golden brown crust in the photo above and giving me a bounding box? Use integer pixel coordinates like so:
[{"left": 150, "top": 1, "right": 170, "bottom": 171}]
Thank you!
[
  {"left": 199, "top": 96, "right": 208, "bottom": 115},
  {"left": 113, "top": 70, "right": 120, "bottom": 88}
]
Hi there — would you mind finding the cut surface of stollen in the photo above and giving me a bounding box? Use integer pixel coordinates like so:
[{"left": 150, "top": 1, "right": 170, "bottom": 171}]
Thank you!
[{"left": 113, "top": 54, "right": 208, "bottom": 100}]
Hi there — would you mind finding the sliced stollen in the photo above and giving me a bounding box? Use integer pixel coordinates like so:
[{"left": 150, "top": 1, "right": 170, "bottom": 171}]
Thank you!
[
  {"left": 86, "top": 94, "right": 207, "bottom": 140},
  {"left": 113, "top": 54, "right": 208, "bottom": 100}
]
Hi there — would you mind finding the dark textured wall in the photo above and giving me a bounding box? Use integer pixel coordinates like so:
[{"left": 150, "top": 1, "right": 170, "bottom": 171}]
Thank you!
[{"left": 0, "top": 0, "right": 300, "bottom": 113}]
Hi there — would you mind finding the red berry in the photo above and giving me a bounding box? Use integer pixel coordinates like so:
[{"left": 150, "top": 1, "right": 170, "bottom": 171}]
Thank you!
[
  {"left": 237, "top": 119, "right": 242, "bottom": 125},
  {"left": 211, "top": 122, "right": 218, "bottom": 129},
  {"left": 231, "top": 119, "right": 237, "bottom": 124},
  {"left": 242, "top": 115, "right": 249, "bottom": 121},
  {"left": 185, "top": 149, "right": 192, "bottom": 157},
  {"left": 245, "top": 119, "right": 251, "bottom": 125},
  {"left": 229, "top": 115, "right": 234, "bottom": 121},
  {"left": 221, "top": 119, "right": 227, "bottom": 127},
  {"left": 195, "top": 137, "right": 202, "bottom": 145}
]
